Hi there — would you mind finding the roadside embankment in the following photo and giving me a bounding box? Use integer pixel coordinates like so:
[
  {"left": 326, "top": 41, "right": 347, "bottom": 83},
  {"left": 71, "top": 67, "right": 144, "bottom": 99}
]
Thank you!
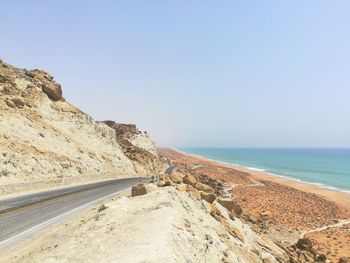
[{"left": 1, "top": 182, "right": 287, "bottom": 263}]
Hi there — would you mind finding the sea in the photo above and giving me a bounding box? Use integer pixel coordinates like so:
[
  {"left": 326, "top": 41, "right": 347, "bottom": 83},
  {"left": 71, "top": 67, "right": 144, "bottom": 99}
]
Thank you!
[{"left": 179, "top": 148, "right": 350, "bottom": 194}]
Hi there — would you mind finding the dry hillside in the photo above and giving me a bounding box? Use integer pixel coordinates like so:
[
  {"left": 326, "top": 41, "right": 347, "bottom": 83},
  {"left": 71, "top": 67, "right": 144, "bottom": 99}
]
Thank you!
[{"left": 0, "top": 59, "right": 161, "bottom": 195}]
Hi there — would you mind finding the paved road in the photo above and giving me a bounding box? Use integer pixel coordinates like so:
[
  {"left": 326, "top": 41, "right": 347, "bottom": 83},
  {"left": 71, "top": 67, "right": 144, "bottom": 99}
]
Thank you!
[
  {"left": 164, "top": 158, "right": 175, "bottom": 175},
  {"left": 0, "top": 177, "right": 148, "bottom": 250}
]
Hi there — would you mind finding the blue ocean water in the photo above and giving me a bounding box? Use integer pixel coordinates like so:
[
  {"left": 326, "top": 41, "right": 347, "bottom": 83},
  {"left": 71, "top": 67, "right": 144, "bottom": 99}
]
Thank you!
[{"left": 180, "top": 148, "right": 350, "bottom": 194}]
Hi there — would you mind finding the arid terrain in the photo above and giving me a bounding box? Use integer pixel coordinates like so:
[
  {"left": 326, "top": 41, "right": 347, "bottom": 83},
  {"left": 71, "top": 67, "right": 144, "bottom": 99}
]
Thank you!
[
  {"left": 159, "top": 149, "right": 350, "bottom": 263},
  {"left": 3, "top": 148, "right": 349, "bottom": 263},
  {"left": 1, "top": 58, "right": 349, "bottom": 263},
  {"left": 0, "top": 59, "right": 163, "bottom": 197}
]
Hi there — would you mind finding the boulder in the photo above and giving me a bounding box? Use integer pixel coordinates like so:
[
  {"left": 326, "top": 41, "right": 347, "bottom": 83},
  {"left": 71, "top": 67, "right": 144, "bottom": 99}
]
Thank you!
[
  {"left": 233, "top": 204, "right": 243, "bottom": 217},
  {"left": 243, "top": 213, "right": 256, "bottom": 223},
  {"left": 0, "top": 73, "right": 11, "bottom": 83},
  {"left": 210, "top": 203, "right": 222, "bottom": 219},
  {"left": 303, "top": 253, "right": 314, "bottom": 262},
  {"left": 157, "top": 180, "right": 166, "bottom": 187},
  {"left": 260, "top": 211, "right": 270, "bottom": 221},
  {"left": 169, "top": 172, "right": 183, "bottom": 184},
  {"left": 159, "top": 174, "right": 166, "bottom": 180},
  {"left": 186, "top": 185, "right": 201, "bottom": 200},
  {"left": 131, "top": 183, "right": 147, "bottom": 197},
  {"left": 296, "top": 238, "right": 312, "bottom": 251},
  {"left": 315, "top": 254, "right": 326, "bottom": 261},
  {"left": 175, "top": 184, "right": 187, "bottom": 192},
  {"left": 24, "top": 70, "right": 35, "bottom": 78},
  {"left": 194, "top": 182, "right": 206, "bottom": 191},
  {"left": 200, "top": 191, "right": 216, "bottom": 203},
  {"left": 42, "top": 83, "right": 63, "bottom": 101},
  {"left": 5, "top": 99, "right": 16, "bottom": 108},
  {"left": 29, "top": 69, "right": 63, "bottom": 101},
  {"left": 218, "top": 197, "right": 236, "bottom": 211},
  {"left": 183, "top": 174, "right": 197, "bottom": 187},
  {"left": 229, "top": 210, "right": 235, "bottom": 220},
  {"left": 11, "top": 97, "right": 25, "bottom": 108},
  {"left": 310, "top": 248, "right": 318, "bottom": 256},
  {"left": 165, "top": 178, "right": 173, "bottom": 186},
  {"left": 339, "top": 257, "right": 350, "bottom": 263},
  {"left": 97, "top": 204, "right": 107, "bottom": 212},
  {"left": 195, "top": 182, "right": 214, "bottom": 193},
  {"left": 5, "top": 97, "right": 25, "bottom": 108},
  {"left": 260, "top": 252, "right": 275, "bottom": 263}
]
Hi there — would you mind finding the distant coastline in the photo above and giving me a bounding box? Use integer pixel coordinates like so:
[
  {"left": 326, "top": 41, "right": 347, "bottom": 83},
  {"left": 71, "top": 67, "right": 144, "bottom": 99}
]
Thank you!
[
  {"left": 174, "top": 147, "right": 350, "bottom": 208},
  {"left": 161, "top": 148, "right": 350, "bottom": 261}
]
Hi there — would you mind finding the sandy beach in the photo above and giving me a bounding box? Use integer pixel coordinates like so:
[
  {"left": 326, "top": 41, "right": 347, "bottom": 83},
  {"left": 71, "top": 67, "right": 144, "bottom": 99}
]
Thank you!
[
  {"left": 160, "top": 148, "right": 350, "bottom": 262},
  {"left": 169, "top": 148, "right": 350, "bottom": 212}
]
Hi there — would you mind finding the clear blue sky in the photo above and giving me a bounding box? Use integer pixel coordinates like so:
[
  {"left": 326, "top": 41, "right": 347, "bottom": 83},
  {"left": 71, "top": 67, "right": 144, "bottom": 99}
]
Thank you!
[{"left": 1, "top": 1, "right": 349, "bottom": 147}]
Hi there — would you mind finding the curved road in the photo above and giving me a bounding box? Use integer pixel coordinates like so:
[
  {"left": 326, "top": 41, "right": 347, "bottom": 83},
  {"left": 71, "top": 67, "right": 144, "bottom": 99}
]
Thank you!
[{"left": 0, "top": 177, "right": 149, "bottom": 250}]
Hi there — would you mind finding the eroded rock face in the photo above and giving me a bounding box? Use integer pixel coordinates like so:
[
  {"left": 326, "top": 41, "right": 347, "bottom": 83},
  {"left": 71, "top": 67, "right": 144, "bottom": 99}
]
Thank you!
[
  {"left": 0, "top": 59, "right": 160, "bottom": 192},
  {"left": 101, "top": 121, "right": 159, "bottom": 175},
  {"left": 27, "top": 69, "right": 64, "bottom": 101},
  {"left": 0, "top": 62, "right": 64, "bottom": 103}
]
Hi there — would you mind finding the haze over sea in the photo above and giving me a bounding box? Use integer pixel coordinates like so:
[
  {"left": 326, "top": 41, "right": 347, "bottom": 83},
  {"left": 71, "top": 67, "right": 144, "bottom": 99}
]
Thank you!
[{"left": 180, "top": 148, "right": 350, "bottom": 194}]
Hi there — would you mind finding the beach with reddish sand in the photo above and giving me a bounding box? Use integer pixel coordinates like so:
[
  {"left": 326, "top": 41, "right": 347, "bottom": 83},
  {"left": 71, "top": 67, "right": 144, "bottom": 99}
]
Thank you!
[{"left": 159, "top": 148, "right": 350, "bottom": 262}]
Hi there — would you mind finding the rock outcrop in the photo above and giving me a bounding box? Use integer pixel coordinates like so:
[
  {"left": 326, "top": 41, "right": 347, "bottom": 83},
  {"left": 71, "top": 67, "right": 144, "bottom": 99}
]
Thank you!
[
  {"left": 101, "top": 121, "right": 159, "bottom": 175},
  {"left": 0, "top": 59, "right": 160, "bottom": 193},
  {"left": 26, "top": 69, "right": 64, "bottom": 101},
  {"left": 200, "top": 191, "right": 216, "bottom": 203}
]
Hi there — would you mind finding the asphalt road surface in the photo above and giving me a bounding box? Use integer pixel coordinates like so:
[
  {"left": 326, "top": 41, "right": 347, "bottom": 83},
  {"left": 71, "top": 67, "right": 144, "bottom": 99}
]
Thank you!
[{"left": 0, "top": 177, "right": 149, "bottom": 250}]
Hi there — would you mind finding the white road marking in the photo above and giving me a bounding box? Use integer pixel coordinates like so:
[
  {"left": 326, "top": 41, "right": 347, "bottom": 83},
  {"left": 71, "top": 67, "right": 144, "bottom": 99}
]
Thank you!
[{"left": 0, "top": 187, "right": 131, "bottom": 250}]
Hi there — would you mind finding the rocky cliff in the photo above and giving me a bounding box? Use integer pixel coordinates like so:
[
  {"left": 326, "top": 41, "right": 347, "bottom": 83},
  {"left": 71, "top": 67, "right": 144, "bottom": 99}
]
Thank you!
[
  {"left": 0, "top": 59, "right": 160, "bottom": 192},
  {"left": 100, "top": 121, "right": 159, "bottom": 175}
]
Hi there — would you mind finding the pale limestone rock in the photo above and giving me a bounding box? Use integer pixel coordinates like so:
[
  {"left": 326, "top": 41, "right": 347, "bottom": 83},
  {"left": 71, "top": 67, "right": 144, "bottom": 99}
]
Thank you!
[
  {"left": 183, "top": 174, "right": 197, "bottom": 186},
  {"left": 169, "top": 172, "right": 183, "bottom": 184},
  {"left": 0, "top": 60, "right": 160, "bottom": 194}
]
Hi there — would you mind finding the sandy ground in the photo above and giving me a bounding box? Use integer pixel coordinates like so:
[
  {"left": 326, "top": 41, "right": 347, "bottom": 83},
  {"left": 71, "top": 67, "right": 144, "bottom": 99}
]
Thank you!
[
  {"left": 305, "top": 223, "right": 350, "bottom": 260},
  {"left": 233, "top": 166, "right": 350, "bottom": 211},
  {"left": 167, "top": 149, "right": 350, "bottom": 211},
  {"left": 160, "top": 148, "right": 350, "bottom": 262}
]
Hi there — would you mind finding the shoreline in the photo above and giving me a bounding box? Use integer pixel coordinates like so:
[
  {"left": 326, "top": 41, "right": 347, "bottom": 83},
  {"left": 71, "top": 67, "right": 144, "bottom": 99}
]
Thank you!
[
  {"left": 161, "top": 148, "right": 350, "bottom": 261},
  {"left": 172, "top": 148, "right": 350, "bottom": 211}
]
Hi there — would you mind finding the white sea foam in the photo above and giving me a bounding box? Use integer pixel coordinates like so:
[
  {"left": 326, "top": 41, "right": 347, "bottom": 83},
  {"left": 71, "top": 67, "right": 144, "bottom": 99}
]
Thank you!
[{"left": 245, "top": 166, "right": 266, "bottom": 172}]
